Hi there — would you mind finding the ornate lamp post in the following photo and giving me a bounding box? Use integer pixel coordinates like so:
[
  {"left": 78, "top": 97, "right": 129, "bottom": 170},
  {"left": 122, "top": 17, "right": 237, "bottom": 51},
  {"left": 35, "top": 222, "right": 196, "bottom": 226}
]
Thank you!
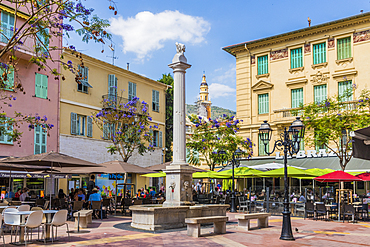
[
  {"left": 218, "top": 147, "right": 243, "bottom": 213},
  {"left": 258, "top": 117, "right": 305, "bottom": 241}
]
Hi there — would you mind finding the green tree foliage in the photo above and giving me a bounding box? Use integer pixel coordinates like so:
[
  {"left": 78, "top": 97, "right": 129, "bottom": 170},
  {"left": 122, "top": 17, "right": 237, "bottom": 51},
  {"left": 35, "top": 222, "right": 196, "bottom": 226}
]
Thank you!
[
  {"left": 300, "top": 84, "right": 370, "bottom": 171},
  {"left": 186, "top": 114, "right": 253, "bottom": 171},
  {"left": 158, "top": 73, "right": 173, "bottom": 162},
  {"left": 92, "top": 96, "right": 157, "bottom": 162}
]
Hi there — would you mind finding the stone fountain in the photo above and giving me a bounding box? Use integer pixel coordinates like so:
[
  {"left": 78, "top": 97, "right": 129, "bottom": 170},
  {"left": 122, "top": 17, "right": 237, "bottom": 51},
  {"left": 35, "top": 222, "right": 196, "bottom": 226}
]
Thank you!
[{"left": 130, "top": 43, "right": 228, "bottom": 231}]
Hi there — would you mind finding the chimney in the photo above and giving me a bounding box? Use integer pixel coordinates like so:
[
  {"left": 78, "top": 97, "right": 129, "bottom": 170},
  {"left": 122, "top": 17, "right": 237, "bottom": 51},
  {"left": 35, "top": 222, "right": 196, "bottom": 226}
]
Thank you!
[{"left": 127, "top": 63, "right": 129, "bottom": 70}]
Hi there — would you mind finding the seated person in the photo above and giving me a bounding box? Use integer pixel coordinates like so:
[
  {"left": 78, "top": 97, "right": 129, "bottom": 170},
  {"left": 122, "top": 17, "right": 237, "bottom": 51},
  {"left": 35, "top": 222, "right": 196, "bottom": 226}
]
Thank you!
[
  {"left": 5, "top": 187, "right": 15, "bottom": 199},
  {"left": 149, "top": 188, "right": 156, "bottom": 198},
  {"left": 135, "top": 189, "right": 142, "bottom": 199},
  {"left": 76, "top": 189, "right": 86, "bottom": 202},
  {"left": 19, "top": 187, "right": 29, "bottom": 202},
  {"left": 143, "top": 189, "right": 151, "bottom": 199},
  {"left": 88, "top": 188, "right": 103, "bottom": 218},
  {"left": 299, "top": 194, "right": 306, "bottom": 202}
]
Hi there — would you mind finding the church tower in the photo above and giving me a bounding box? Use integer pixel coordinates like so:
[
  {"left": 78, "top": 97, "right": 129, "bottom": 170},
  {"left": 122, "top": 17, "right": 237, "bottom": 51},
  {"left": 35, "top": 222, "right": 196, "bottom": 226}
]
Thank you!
[{"left": 196, "top": 73, "right": 212, "bottom": 119}]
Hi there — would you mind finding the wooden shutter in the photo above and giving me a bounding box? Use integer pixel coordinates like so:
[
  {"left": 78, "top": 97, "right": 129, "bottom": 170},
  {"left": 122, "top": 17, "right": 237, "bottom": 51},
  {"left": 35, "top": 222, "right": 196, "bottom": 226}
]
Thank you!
[
  {"left": 156, "top": 91, "right": 159, "bottom": 111},
  {"left": 41, "top": 127, "right": 47, "bottom": 153},
  {"left": 128, "top": 82, "right": 132, "bottom": 100},
  {"left": 108, "top": 74, "right": 117, "bottom": 101},
  {"left": 133, "top": 82, "right": 136, "bottom": 98},
  {"left": 103, "top": 123, "right": 109, "bottom": 139},
  {"left": 1, "top": 12, "right": 14, "bottom": 43},
  {"left": 339, "top": 80, "right": 352, "bottom": 102},
  {"left": 87, "top": 117, "right": 93, "bottom": 137},
  {"left": 337, "top": 37, "right": 351, "bottom": 60},
  {"left": 34, "top": 125, "right": 40, "bottom": 154},
  {"left": 291, "top": 88, "right": 303, "bottom": 108},
  {"left": 35, "top": 73, "right": 42, "bottom": 97},
  {"left": 149, "top": 129, "right": 153, "bottom": 145},
  {"left": 314, "top": 85, "right": 327, "bottom": 104},
  {"left": 291, "top": 48, "right": 302, "bottom": 69},
  {"left": 41, "top": 74, "right": 48, "bottom": 99},
  {"left": 159, "top": 131, "right": 162, "bottom": 148},
  {"left": 70, "top": 112, "right": 77, "bottom": 135}
]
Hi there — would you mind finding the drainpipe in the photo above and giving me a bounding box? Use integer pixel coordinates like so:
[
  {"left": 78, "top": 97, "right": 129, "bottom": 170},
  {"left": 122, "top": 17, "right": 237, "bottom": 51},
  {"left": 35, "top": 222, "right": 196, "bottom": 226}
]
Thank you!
[{"left": 56, "top": 33, "right": 62, "bottom": 152}]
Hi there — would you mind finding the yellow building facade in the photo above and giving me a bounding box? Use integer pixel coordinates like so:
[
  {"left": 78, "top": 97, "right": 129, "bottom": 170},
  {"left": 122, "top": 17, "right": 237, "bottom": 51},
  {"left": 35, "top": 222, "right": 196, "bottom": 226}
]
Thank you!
[
  {"left": 59, "top": 50, "right": 168, "bottom": 191},
  {"left": 224, "top": 13, "right": 370, "bottom": 157}
]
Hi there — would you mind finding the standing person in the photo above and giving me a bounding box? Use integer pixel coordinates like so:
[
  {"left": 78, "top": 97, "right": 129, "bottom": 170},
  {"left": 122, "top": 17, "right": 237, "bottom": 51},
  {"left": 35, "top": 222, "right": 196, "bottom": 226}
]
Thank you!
[
  {"left": 217, "top": 182, "right": 222, "bottom": 191},
  {"left": 69, "top": 188, "right": 75, "bottom": 200},
  {"left": 160, "top": 183, "right": 165, "bottom": 193},
  {"left": 87, "top": 175, "right": 95, "bottom": 201},
  {"left": 196, "top": 180, "right": 202, "bottom": 194}
]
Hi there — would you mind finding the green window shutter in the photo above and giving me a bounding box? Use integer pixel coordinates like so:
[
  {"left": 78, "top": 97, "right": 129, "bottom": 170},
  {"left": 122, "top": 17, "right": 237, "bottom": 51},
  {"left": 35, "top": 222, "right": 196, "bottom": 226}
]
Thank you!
[
  {"left": 152, "top": 90, "right": 159, "bottom": 112},
  {"left": 1, "top": 67, "right": 14, "bottom": 90},
  {"left": 257, "top": 55, "right": 268, "bottom": 75},
  {"left": 291, "top": 88, "right": 303, "bottom": 108},
  {"left": 87, "top": 117, "right": 93, "bottom": 137},
  {"left": 159, "top": 131, "right": 162, "bottom": 148},
  {"left": 103, "top": 123, "right": 109, "bottom": 139},
  {"left": 36, "top": 28, "right": 49, "bottom": 53},
  {"left": 258, "top": 93, "right": 269, "bottom": 114},
  {"left": 35, "top": 73, "right": 41, "bottom": 97},
  {"left": 258, "top": 134, "right": 269, "bottom": 156},
  {"left": 133, "top": 82, "right": 136, "bottom": 98},
  {"left": 128, "top": 82, "right": 137, "bottom": 100},
  {"left": 41, "top": 127, "right": 47, "bottom": 153},
  {"left": 290, "top": 48, "right": 302, "bottom": 69},
  {"left": 0, "top": 118, "right": 13, "bottom": 144},
  {"left": 337, "top": 37, "right": 351, "bottom": 60},
  {"left": 186, "top": 148, "right": 190, "bottom": 163},
  {"left": 156, "top": 90, "right": 159, "bottom": 111},
  {"left": 70, "top": 112, "right": 77, "bottom": 135},
  {"left": 1, "top": 12, "right": 14, "bottom": 43},
  {"left": 149, "top": 129, "right": 154, "bottom": 146},
  {"left": 108, "top": 74, "right": 117, "bottom": 102},
  {"left": 313, "top": 42, "right": 326, "bottom": 64},
  {"left": 338, "top": 80, "right": 352, "bottom": 102},
  {"left": 35, "top": 73, "right": 47, "bottom": 99},
  {"left": 314, "top": 85, "right": 327, "bottom": 104},
  {"left": 34, "top": 125, "right": 40, "bottom": 154}
]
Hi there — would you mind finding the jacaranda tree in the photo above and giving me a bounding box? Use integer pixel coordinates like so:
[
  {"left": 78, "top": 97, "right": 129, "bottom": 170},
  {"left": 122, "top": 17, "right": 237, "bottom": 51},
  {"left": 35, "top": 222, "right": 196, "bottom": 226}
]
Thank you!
[
  {"left": 300, "top": 84, "right": 370, "bottom": 171},
  {"left": 186, "top": 114, "right": 253, "bottom": 171},
  {"left": 92, "top": 95, "right": 158, "bottom": 163},
  {"left": 0, "top": 0, "right": 115, "bottom": 142}
]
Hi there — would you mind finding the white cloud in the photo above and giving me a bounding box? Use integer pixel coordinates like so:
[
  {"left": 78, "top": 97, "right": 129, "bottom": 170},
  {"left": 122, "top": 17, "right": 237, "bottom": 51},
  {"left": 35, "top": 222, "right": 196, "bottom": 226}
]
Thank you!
[
  {"left": 109, "top": 10, "right": 210, "bottom": 60},
  {"left": 213, "top": 65, "right": 236, "bottom": 84},
  {"left": 208, "top": 83, "right": 236, "bottom": 99}
]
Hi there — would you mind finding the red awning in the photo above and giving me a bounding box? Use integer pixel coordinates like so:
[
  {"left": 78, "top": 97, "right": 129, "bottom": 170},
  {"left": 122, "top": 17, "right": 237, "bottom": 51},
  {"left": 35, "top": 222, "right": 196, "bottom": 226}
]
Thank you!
[
  {"left": 314, "top": 171, "right": 363, "bottom": 182},
  {"left": 356, "top": 172, "right": 370, "bottom": 181}
]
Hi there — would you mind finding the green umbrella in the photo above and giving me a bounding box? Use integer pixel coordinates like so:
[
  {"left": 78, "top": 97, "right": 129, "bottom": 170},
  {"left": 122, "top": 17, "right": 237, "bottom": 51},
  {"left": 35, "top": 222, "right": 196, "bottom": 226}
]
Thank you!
[
  {"left": 260, "top": 167, "right": 317, "bottom": 178},
  {"left": 297, "top": 168, "right": 336, "bottom": 180},
  {"left": 192, "top": 171, "right": 231, "bottom": 179},
  {"left": 141, "top": 171, "right": 166, "bottom": 178},
  {"left": 218, "top": 167, "right": 263, "bottom": 177}
]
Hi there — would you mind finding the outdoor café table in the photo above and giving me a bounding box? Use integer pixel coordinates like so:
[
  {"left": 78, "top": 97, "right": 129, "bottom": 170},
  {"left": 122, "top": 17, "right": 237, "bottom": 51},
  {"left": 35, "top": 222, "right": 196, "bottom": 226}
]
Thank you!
[
  {"left": 4, "top": 210, "right": 33, "bottom": 245},
  {"left": 21, "top": 201, "right": 36, "bottom": 205}
]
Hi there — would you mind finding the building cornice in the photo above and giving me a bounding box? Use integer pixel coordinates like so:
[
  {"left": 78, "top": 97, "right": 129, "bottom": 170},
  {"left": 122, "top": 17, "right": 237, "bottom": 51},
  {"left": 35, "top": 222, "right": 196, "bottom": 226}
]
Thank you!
[{"left": 223, "top": 13, "right": 370, "bottom": 56}]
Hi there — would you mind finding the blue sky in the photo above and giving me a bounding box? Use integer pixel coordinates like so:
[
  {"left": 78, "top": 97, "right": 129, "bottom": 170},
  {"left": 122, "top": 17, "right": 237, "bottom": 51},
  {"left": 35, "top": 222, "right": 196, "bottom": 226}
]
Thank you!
[{"left": 67, "top": 0, "right": 370, "bottom": 111}]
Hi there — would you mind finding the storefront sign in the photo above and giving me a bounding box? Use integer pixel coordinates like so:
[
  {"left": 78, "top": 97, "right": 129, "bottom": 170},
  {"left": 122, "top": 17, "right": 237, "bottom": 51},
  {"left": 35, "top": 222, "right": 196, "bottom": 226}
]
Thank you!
[
  {"left": 275, "top": 148, "right": 350, "bottom": 160},
  {"left": 0, "top": 173, "right": 69, "bottom": 179}
]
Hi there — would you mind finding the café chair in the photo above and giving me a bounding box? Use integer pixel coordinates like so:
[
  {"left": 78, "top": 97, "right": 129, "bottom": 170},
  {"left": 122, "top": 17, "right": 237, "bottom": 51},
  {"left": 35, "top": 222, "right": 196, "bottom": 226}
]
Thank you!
[
  {"left": 3, "top": 208, "right": 20, "bottom": 243},
  {"left": 23, "top": 211, "right": 44, "bottom": 244},
  {"left": 44, "top": 210, "right": 70, "bottom": 243},
  {"left": 18, "top": 205, "right": 30, "bottom": 212}
]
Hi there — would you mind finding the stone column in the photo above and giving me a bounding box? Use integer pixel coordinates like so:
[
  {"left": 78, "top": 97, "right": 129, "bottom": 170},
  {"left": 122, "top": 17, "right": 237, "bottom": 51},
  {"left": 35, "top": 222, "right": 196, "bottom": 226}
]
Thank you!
[{"left": 163, "top": 43, "right": 194, "bottom": 207}]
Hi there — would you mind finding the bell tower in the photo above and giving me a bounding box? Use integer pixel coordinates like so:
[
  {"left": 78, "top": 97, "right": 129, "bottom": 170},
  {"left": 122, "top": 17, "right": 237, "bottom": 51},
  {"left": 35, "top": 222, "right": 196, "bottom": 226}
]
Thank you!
[{"left": 196, "top": 73, "right": 212, "bottom": 119}]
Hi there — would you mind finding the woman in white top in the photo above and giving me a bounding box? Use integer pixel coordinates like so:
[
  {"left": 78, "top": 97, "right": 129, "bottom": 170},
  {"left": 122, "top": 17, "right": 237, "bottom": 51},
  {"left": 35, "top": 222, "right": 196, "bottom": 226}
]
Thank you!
[{"left": 19, "top": 188, "right": 29, "bottom": 202}]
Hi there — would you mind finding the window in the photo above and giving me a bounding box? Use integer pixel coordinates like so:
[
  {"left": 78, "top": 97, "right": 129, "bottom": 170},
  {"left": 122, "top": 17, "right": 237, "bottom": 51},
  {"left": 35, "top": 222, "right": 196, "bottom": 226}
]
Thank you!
[
  {"left": 290, "top": 48, "right": 303, "bottom": 69},
  {"left": 70, "top": 112, "right": 92, "bottom": 137},
  {"left": 152, "top": 90, "right": 159, "bottom": 112},
  {"left": 291, "top": 88, "right": 303, "bottom": 108},
  {"left": 258, "top": 93, "right": 269, "bottom": 114},
  {"left": 103, "top": 123, "right": 115, "bottom": 140},
  {"left": 77, "top": 65, "right": 92, "bottom": 93},
  {"left": 35, "top": 73, "right": 48, "bottom": 99},
  {"left": 128, "top": 82, "right": 136, "bottom": 100},
  {"left": 34, "top": 125, "right": 46, "bottom": 154},
  {"left": 0, "top": 118, "right": 13, "bottom": 144},
  {"left": 186, "top": 148, "right": 199, "bottom": 163},
  {"left": 337, "top": 37, "right": 351, "bottom": 60},
  {"left": 151, "top": 130, "right": 163, "bottom": 147},
  {"left": 314, "top": 85, "right": 327, "bottom": 104},
  {"left": 313, "top": 42, "right": 326, "bottom": 64},
  {"left": 338, "top": 80, "right": 352, "bottom": 102},
  {"left": 315, "top": 131, "right": 326, "bottom": 152},
  {"left": 108, "top": 74, "right": 117, "bottom": 102},
  {"left": 36, "top": 28, "right": 49, "bottom": 53},
  {"left": 0, "top": 67, "right": 14, "bottom": 91},
  {"left": 1, "top": 12, "right": 14, "bottom": 43},
  {"left": 258, "top": 134, "right": 269, "bottom": 156},
  {"left": 257, "top": 55, "right": 268, "bottom": 75}
]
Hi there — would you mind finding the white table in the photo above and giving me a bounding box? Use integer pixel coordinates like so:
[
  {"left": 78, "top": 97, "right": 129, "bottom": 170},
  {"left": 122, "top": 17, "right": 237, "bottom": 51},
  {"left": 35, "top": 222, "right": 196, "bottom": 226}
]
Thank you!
[{"left": 4, "top": 210, "right": 58, "bottom": 244}]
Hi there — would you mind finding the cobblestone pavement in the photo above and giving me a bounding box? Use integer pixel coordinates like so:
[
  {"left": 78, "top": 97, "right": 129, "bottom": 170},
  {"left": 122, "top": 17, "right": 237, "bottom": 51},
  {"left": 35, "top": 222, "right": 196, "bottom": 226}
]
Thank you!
[{"left": 3, "top": 213, "right": 370, "bottom": 246}]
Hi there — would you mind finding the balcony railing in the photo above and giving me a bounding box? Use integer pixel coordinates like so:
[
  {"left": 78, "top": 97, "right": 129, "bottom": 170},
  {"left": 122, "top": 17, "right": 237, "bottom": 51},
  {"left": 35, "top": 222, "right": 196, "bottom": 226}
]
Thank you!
[
  {"left": 102, "top": 94, "right": 143, "bottom": 114},
  {"left": 273, "top": 100, "right": 359, "bottom": 120}
]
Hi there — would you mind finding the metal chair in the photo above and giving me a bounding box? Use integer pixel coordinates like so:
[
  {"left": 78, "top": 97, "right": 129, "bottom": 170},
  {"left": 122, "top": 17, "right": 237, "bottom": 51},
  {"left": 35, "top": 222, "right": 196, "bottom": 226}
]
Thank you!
[
  {"left": 44, "top": 210, "right": 70, "bottom": 243},
  {"left": 91, "top": 201, "right": 103, "bottom": 220},
  {"left": 315, "top": 203, "right": 327, "bottom": 220},
  {"left": 343, "top": 204, "right": 357, "bottom": 223},
  {"left": 238, "top": 196, "right": 248, "bottom": 213},
  {"left": 304, "top": 201, "right": 314, "bottom": 219},
  {"left": 358, "top": 203, "right": 368, "bottom": 220},
  {"left": 3, "top": 208, "right": 20, "bottom": 244},
  {"left": 23, "top": 210, "right": 44, "bottom": 245}
]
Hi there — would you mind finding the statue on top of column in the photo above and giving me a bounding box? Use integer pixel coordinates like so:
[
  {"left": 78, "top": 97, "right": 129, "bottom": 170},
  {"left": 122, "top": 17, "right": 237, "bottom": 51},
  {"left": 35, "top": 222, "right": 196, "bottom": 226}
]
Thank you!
[{"left": 176, "top": 42, "right": 186, "bottom": 55}]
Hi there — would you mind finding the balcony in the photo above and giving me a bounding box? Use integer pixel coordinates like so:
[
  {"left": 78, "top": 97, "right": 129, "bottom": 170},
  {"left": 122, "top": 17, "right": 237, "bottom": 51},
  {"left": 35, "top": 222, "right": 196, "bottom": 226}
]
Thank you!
[
  {"left": 273, "top": 100, "right": 358, "bottom": 120},
  {"left": 102, "top": 94, "right": 144, "bottom": 114}
]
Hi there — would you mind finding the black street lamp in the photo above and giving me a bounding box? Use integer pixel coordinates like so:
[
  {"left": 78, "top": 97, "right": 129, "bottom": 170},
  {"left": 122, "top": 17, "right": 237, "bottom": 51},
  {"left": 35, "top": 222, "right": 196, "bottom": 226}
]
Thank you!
[
  {"left": 258, "top": 117, "right": 305, "bottom": 241},
  {"left": 218, "top": 147, "right": 243, "bottom": 213}
]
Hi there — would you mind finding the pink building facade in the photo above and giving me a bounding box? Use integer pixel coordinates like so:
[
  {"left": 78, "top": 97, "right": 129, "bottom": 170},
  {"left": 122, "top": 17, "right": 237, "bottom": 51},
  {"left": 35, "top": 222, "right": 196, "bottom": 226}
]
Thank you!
[{"left": 0, "top": 5, "right": 61, "bottom": 158}]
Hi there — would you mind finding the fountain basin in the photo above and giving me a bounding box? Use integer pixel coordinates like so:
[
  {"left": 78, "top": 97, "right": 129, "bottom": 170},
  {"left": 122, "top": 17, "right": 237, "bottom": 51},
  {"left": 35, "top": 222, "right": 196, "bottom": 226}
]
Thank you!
[{"left": 130, "top": 204, "right": 229, "bottom": 231}]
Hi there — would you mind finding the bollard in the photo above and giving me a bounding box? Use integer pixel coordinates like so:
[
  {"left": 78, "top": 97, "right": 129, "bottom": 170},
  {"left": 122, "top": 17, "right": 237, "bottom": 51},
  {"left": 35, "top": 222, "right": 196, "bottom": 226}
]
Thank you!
[{"left": 266, "top": 187, "right": 270, "bottom": 213}]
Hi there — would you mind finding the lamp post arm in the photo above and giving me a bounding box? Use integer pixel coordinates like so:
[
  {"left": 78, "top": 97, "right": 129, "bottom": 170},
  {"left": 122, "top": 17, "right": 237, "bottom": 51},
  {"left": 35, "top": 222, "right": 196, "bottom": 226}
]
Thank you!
[{"left": 264, "top": 139, "right": 284, "bottom": 156}]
